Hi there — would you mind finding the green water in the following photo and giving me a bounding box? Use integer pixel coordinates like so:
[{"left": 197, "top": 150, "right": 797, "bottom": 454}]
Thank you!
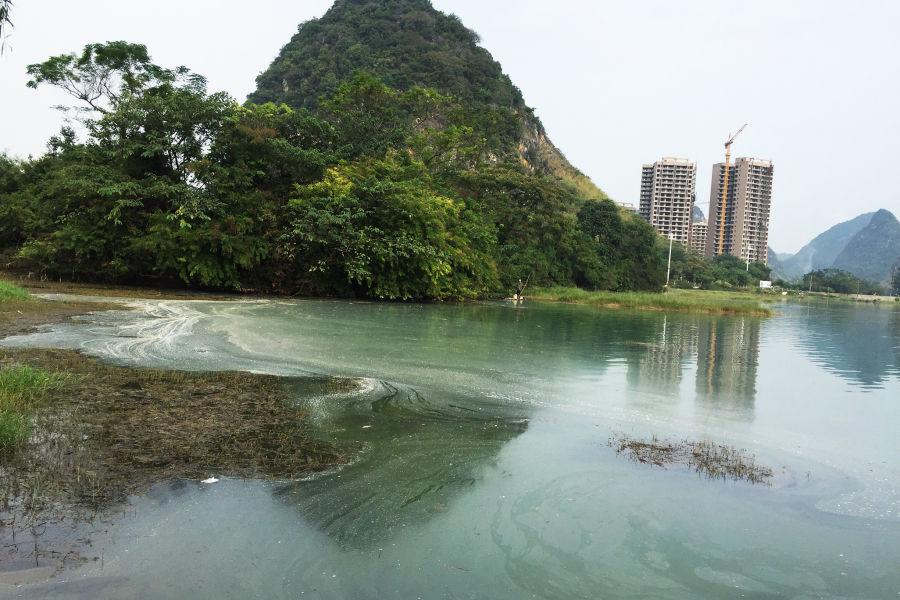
[{"left": 1, "top": 298, "right": 899, "bottom": 599}]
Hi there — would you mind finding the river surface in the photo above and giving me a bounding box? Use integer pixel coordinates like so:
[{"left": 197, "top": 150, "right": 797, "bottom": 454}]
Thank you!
[{"left": 1, "top": 297, "right": 899, "bottom": 599}]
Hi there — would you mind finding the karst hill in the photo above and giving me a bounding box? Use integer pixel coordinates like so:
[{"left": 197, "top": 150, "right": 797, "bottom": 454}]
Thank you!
[{"left": 249, "top": 0, "right": 606, "bottom": 201}]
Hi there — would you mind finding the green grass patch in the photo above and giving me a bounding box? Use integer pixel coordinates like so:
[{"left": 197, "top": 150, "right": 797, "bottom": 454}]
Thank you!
[
  {"left": 527, "top": 286, "right": 775, "bottom": 315},
  {"left": 0, "top": 281, "right": 30, "bottom": 301},
  {"left": 0, "top": 365, "right": 66, "bottom": 451}
]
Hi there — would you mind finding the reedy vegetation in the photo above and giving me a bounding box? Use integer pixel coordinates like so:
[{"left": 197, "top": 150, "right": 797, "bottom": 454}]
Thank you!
[{"left": 0, "top": 42, "right": 667, "bottom": 299}]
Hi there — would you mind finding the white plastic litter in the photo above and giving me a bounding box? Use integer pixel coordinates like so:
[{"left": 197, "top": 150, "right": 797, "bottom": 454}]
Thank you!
[{"left": 201, "top": 477, "right": 219, "bottom": 484}]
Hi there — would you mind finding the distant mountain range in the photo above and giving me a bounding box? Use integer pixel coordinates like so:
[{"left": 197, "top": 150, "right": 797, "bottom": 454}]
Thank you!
[
  {"left": 771, "top": 209, "right": 900, "bottom": 282},
  {"left": 831, "top": 210, "right": 900, "bottom": 281}
]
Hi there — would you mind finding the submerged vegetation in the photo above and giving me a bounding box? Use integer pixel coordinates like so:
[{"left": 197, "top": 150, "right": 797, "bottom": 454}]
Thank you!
[
  {"left": 528, "top": 286, "right": 776, "bottom": 315},
  {"left": 608, "top": 432, "right": 773, "bottom": 485},
  {"left": 0, "top": 348, "right": 347, "bottom": 523}
]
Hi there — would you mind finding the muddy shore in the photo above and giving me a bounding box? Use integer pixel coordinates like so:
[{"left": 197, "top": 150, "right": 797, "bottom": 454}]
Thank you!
[{"left": 0, "top": 285, "right": 350, "bottom": 575}]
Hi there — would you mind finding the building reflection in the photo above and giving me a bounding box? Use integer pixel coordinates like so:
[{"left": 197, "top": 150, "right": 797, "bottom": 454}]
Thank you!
[
  {"left": 695, "top": 317, "right": 760, "bottom": 417},
  {"left": 626, "top": 317, "right": 697, "bottom": 397}
]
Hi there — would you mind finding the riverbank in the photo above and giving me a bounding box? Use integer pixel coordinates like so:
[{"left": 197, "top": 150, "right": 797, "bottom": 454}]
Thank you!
[
  {"left": 526, "top": 286, "right": 776, "bottom": 315},
  {"left": 0, "top": 283, "right": 348, "bottom": 530}
]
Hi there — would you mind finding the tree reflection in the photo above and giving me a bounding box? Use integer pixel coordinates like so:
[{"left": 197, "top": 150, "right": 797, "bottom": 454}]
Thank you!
[{"left": 797, "top": 304, "right": 900, "bottom": 389}]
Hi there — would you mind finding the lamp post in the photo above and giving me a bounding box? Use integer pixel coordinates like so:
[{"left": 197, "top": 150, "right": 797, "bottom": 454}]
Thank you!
[{"left": 665, "top": 234, "right": 674, "bottom": 289}]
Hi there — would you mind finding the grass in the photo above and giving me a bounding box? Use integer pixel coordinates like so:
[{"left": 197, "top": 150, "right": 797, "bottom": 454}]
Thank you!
[
  {"left": 0, "top": 364, "right": 65, "bottom": 451},
  {"left": 527, "top": 286, "right": 775, "bottom": 315},
  {"left": 608, "top": 432, "right": 773, "bottom": 485},
  {"left": 0, "top": 281, "right": 30, "bottom": 301}
]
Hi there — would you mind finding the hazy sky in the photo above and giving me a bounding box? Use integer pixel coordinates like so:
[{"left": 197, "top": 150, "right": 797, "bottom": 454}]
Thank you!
[{"left": 1, "top": 0, "right": 898, "bottom": 253}]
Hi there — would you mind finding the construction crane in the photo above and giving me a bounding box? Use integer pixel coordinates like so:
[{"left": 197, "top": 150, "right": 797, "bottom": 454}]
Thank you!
[{"left": 716, "top": 124, "right": 748, "bottom": 255}]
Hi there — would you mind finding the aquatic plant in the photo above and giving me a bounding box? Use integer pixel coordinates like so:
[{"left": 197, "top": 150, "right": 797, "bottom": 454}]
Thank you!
[
  {"left": 608, "top": 432, "right": 773, "bottom": 485},
  {"left": 0, "top": 364, "right": 65, "bottom": 451}
]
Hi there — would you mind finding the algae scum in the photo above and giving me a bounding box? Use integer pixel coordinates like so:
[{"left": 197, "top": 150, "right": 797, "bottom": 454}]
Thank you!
[{"left": 0, "top": 296, "right": 898, "bottom": 598}]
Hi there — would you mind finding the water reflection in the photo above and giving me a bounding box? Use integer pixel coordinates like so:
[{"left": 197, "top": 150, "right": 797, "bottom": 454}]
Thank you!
[
  {"left": 625, "top": 317, "right": 697, "bottom": 398},
  {"left": 621, "top": 314, "right": 762, "bottom": 417},
  {"left": 796, "top": 303, "right": 900, "bottom": 389},
  {"left": 695, "top": 317, "right": 760, "bottom": 417}
]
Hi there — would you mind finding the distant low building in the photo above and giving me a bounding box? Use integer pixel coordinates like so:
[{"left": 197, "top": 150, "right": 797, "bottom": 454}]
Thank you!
[
  {"left": 639, "top": 157, "right": 697, "bottom": 246},
  {"left": 691, "top": 220, "right": 708, "bottom": 255}
]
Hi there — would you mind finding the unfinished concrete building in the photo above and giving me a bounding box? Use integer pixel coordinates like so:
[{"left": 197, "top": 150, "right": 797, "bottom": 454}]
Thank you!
[
  {"left": 704, "top": 157, "right": 774, "bottom": 264},
  {"left": 691, "top": 220, "right": 708, "bottom": 255},
  {"left": 639, "top": 158, "right": 697, "bottom": 246}
]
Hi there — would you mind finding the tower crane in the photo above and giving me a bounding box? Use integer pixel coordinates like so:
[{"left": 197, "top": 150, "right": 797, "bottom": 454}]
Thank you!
[{"left": 716, "top": 124, "right": 747, "bottom": 255}]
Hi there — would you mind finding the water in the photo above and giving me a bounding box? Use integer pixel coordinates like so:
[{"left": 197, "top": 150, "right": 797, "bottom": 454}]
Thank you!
[{"left": 1, "top": 297, "right": 899, "bottom": 599}]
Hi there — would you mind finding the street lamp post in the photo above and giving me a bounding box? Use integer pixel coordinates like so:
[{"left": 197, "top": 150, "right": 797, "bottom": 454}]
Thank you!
[{"left": 666, "top": 234, "right": 674, "bottom": 289}]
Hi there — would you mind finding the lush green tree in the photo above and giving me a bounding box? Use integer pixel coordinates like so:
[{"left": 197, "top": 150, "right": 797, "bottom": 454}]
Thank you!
[
  {"left": 802, "top": 269, "right": 885, "bottom": 295},
  {"left": 452, "top": 168, "right": 601, "bottom": 289},
  {"left": 15, "top": 43, "right": 240, "bottom": 284},
  {"left": 659, "top": 241, "right": 710, "bottom": 288},
  {"left": 279, "top": 156, "right": 497, "bottom": 299}
]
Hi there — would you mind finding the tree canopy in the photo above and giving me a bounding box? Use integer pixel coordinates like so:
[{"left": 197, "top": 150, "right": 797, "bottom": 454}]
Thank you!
[{"left": 1, "top": 42, "right": 665, "bottom": 299}]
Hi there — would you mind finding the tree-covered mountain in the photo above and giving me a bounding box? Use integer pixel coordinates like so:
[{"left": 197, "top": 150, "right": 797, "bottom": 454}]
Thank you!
[
  {"left": 248, "top": 0, "right": 605, "bottom": 201},
  {"left": 776, "top": 212, "right": 874, "bottom": 280},
  {"left": 831, "top": 209, "right": 900, "bottom": 282},
  {"left": 1, "top": 37, "right": 666, "bottom": 298}
]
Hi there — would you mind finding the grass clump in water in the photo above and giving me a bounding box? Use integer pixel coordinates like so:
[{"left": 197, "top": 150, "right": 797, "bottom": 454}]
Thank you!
[
  {"left": 528, "top": 286, "right": 774, "bottom": 315},
  {"left": 608, "top": 432, "right": 773, "bottom": 485},
  {"left": 0, "top": 364, "right": 66, "bottom": 451}
]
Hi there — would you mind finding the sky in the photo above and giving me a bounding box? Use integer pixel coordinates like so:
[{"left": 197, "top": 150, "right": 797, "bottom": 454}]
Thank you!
[{"left": 1, "top": 0, "right": 898, "bottom": 254}]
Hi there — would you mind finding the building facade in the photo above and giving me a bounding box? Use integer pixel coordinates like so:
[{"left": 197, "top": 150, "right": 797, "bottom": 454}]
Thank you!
[
  {"left": 690, "top": 220, "right": 708, "bottom": 255},
  {"left": 704, "top": 157, "right": 774, "bottom": 264},
  {"left": 639, "top": 157, "right": 697, "bottom": 246}
]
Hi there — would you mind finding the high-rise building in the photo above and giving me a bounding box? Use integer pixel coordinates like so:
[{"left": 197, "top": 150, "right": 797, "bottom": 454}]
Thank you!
[
  {"left": 704, "top": 157, "right": 774, "bottom": 264},
  {"left": 639, "top": 157, "right": 697, "bottom": 246},
  {"left": 691, "top": 221, "right": 708, "bottom": 255}
]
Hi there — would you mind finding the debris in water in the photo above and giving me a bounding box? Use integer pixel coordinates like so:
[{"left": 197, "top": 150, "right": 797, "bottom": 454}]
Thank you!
[
  {"left": 607, "top": 432, "right": 773, "bottom": 485},
  {"left": 202, "top": 477, "right": 219, "bottom": 484}
]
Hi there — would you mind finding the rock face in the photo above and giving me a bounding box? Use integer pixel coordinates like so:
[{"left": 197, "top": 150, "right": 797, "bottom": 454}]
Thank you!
[
  {"left": 248, "top": 0, "right": 606, "bottom": 200},
  {"left": 777, "top": 212, "right": 875, "bottom": 280},
  {"left": 766, "top": 247, "right": 787, "bottom": 281},
  {"left": 831, "top": 209, "right": 900, "bottom": 282}
]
